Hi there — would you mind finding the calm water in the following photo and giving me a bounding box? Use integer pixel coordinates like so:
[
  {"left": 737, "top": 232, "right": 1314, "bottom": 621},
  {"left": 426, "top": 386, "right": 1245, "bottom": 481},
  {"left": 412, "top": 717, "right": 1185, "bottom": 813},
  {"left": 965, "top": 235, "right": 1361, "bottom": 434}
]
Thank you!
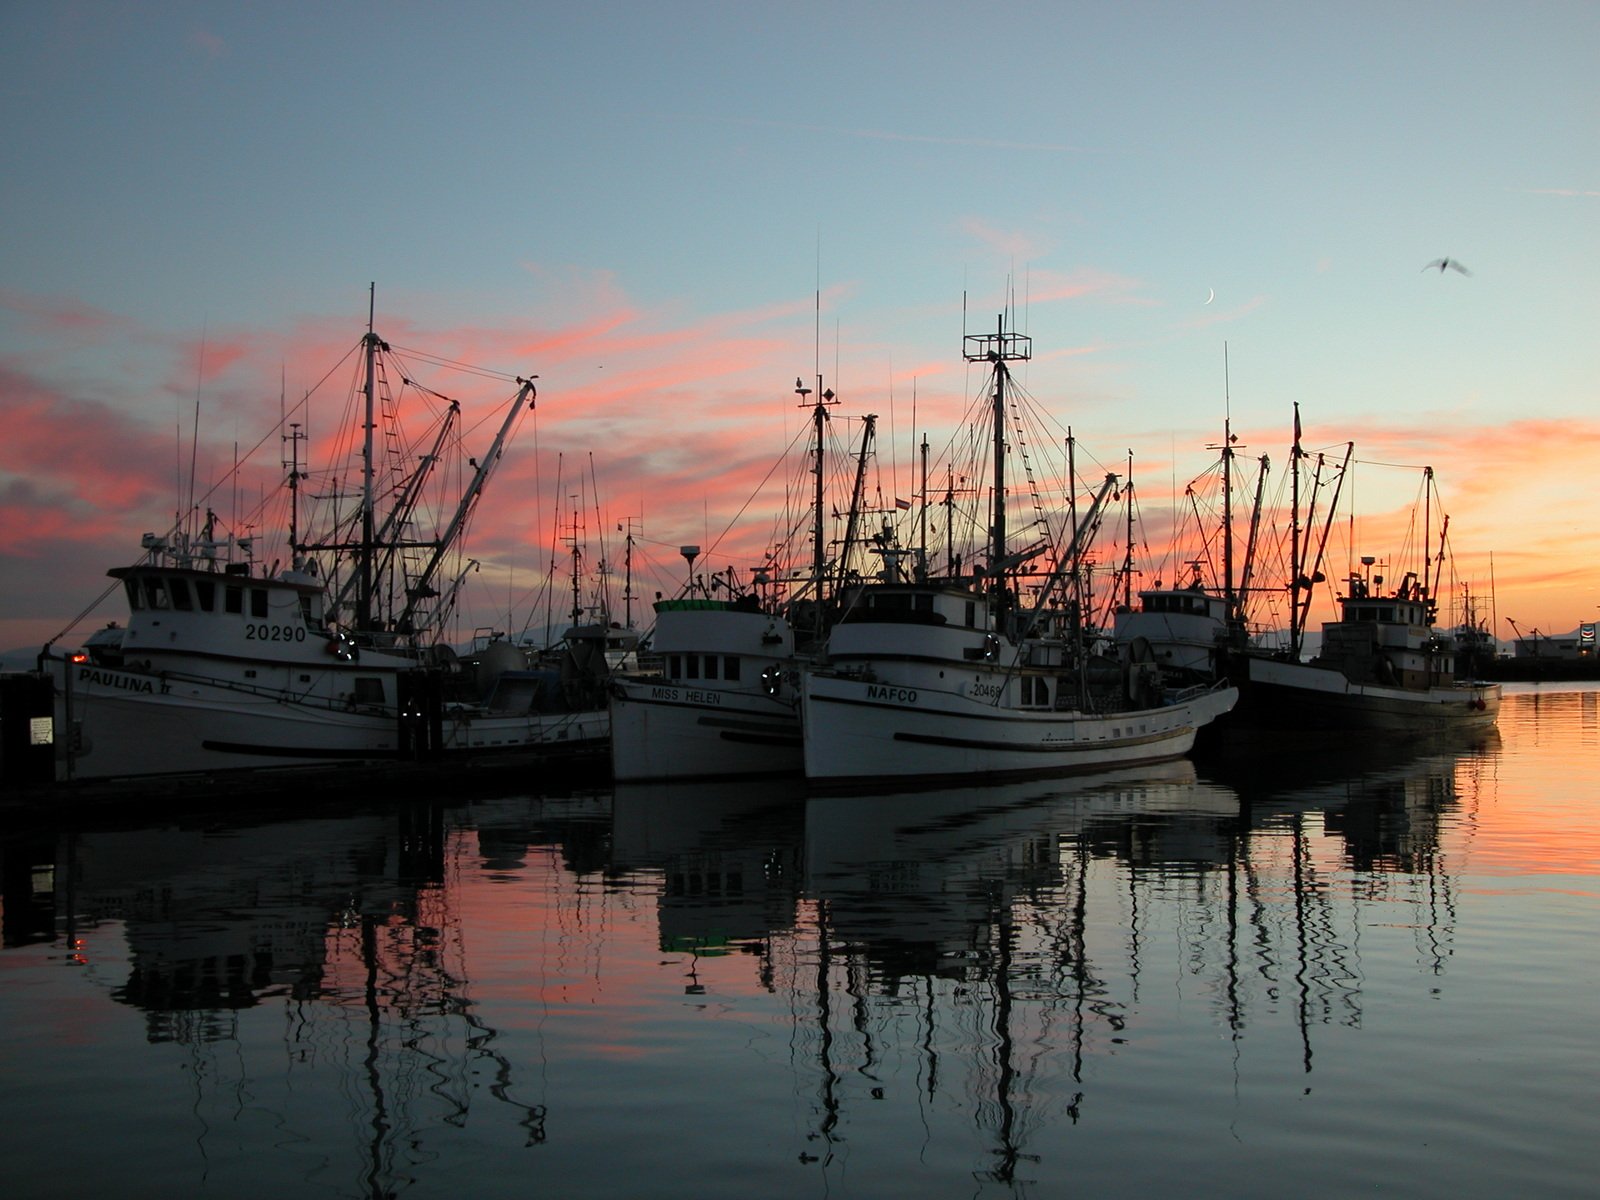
[{"left": 2, "top": 685, "right": 1596, "bottom": 1199}]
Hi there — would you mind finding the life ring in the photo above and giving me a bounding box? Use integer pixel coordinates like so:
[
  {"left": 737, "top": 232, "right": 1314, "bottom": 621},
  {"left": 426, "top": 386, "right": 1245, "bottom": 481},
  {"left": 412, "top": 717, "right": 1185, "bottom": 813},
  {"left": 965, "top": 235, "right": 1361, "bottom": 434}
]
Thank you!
[
  {"left": 326, "top": 631, "right": 358, "bottom": 662},
  {"left": 761, "top": 664, "right": 782, "bottom": 697},
  {"left": 982, "top": 634, "right": 1000, "bottom": 662}
]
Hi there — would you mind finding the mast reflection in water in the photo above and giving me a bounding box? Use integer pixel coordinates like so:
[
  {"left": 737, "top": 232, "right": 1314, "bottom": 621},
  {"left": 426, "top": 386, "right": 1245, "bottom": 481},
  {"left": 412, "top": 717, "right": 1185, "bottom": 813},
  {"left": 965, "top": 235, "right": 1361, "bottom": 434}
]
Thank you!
[{"left": 2, "top": 686, "right": 1595, "bottom": 1200}]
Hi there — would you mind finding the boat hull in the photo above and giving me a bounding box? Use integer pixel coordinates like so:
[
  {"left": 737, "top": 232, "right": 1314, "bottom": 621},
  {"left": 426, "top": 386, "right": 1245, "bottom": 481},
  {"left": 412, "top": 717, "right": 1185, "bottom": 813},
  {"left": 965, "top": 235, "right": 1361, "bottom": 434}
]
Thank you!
[
  {"left": 50, "top": 659, "right": 607, "bottom": 781},
  {"left": 1238, "top": 655, "right": 1502, "bottom": 732},
  {"left": 800, "top": 671, "right": 1238, "bottom": 789},
  {"left": 608, "top": 676, "right": 802, "bottom": 781}
]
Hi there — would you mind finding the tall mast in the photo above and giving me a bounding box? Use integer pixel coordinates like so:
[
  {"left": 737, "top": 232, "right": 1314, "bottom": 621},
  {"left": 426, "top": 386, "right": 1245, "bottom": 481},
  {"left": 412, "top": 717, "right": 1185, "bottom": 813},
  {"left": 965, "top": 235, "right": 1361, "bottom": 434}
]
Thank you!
[
  {"left": 837, "top": 414, "right": 877, "bottom": 590},
  {"left": 797, "top": 375, "right": 835, "bottom": 635},
  {"left": 1289, "top": 403, "right": 1303, "bottom": 655},
  {"left": 964, "top": 314, "right": 1031, "bottom": 620},
  {"left": 917, "top": 434, "right": 929, "bottom": 583},
  {"left": 623, "top": 518, "right": 637, "bottom": 629},
  {"left": 1423, "top": 465, "right": 1434, "bottom": 604},
  {"left": 1237, "top": 453, "right": 1270, "bottom": 636},
  {"left": 1068, "top": 430, "right": 1082, "bottom": 660},
  {"left": 358, "top": 284, "right": 379, "bottom": 629},
  {"left": 1122, "top": 449, "right": 1135, "bottom": 609},
  {"left": 1221, "top": 346, "right": 1235, "bottom": 611}
]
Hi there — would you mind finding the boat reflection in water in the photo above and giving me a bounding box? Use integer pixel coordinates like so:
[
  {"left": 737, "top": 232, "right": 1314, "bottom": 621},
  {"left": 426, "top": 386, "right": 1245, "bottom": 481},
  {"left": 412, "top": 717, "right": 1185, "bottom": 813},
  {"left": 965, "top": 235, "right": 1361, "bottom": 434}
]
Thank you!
[
  {"left": 610, "top": 779, "right": 806, "bottom": 979},
  {"left": 3, "top": 796, "right": 608, "bottom": 1195},
  {"left": 0, "top": 723, "right": 1514, "bottom": 1199},
  {"left": 795, "top": 743, "right": 1481, "bottom": 1186}
]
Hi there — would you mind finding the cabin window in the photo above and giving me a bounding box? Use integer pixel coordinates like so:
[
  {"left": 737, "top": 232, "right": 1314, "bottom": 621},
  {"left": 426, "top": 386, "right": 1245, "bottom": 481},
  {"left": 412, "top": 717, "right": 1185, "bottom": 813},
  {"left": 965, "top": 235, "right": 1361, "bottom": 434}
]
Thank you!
[
  {"left": 703, "top": 655, "right": 719, "bottom": 680},
  {"left": 144, "top": 579, "right": 170, "bottom": 610},
  {"left": 298, "top": 594, "right": 313, "bottom": 625},
  {"left": 668, "top": 655, "right": 681, "bottom": 679},
  {"left": 964, "top": 601, "right": 976, "bottom": 627},
  {"left": 225, "top": 585, "right": 243, "bottom": 614},
  {"left": 250, "top": 589, "right": 268, "bottom": 618},
  {"left": 686, "top": 655, "right": 700, "bottom": 680},
  {"left": 124, "top": 580, "right": 145, "bottom": 611},
  {"left": 195, "top": 580, "right": 215, "bottom": 612},
  {"left": 169, "top": 579, "right": 193, "bottom": 611},
  {"left": 353, "top": 678, "right": 385, "bottom": 704},
  {"left": 723, "top": 656, "right": 741, "bottom": 681},
  {"left": 916, "top": 594, "right": 933, "bottom": 613}
]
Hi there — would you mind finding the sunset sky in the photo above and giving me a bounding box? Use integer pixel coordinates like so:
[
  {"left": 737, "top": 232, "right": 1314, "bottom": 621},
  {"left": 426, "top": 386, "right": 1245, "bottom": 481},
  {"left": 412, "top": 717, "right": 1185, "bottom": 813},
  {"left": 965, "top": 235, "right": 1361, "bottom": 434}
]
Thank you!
[{"left": 2, "top": 2, "right": 1596, "bottom": 655}]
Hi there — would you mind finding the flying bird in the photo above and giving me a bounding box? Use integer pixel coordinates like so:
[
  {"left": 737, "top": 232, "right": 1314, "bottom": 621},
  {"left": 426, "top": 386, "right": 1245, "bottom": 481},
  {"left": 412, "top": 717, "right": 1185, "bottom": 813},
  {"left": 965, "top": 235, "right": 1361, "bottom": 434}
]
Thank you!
[{"left": 1423, "top": 258, "right": 1471, "bottom": 276}]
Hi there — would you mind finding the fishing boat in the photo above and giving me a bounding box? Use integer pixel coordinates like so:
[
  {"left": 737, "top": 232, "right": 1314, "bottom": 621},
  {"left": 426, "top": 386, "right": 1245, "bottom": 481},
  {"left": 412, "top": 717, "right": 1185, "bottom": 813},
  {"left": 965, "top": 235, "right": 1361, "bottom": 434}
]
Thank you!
[
  {"left": 1112, "top": 403, "right": 1267, "bottom": 687},
  {"left": 1239, "top": 560, "right": 1502, "bottom": 730},
  {"left": 1232, "top": 419, "right": 1501, "bottom": 731},
  {"left": 800, "top": 318, "right": 1238, "bottom": 789},
  {"left": 608, "top": 377, "right": 870, "bottom": 781},
  {"left": 1114, "top": 403, "right": 1501, "bottom": 734},
  {"left": 607, "top": 581, "right": 807, "bottom": 781},
  {"left": 34, "top": 302, "right": 610, "bottom": 784}
]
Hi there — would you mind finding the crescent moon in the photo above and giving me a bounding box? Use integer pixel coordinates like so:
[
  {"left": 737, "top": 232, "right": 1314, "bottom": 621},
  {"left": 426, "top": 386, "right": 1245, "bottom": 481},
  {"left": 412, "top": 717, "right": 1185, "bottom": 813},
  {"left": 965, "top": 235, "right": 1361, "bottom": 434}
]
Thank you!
[{"left": 1205, "top": 288, "right": 1215, "bottom": 305}]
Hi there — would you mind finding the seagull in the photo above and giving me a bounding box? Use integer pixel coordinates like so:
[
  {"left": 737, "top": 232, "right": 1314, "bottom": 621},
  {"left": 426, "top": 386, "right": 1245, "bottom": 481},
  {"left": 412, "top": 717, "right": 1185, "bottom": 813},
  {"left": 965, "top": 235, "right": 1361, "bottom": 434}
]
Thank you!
[{"left": 1423, "top": 258, "right": 1471, "bottom": 276}]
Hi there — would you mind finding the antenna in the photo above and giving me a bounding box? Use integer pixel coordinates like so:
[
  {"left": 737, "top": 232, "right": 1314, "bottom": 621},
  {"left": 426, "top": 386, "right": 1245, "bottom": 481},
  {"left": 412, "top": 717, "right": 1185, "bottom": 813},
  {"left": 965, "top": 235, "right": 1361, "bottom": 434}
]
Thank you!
[{"left": 681, "top": 544, "right": 700, "bottom": 595}]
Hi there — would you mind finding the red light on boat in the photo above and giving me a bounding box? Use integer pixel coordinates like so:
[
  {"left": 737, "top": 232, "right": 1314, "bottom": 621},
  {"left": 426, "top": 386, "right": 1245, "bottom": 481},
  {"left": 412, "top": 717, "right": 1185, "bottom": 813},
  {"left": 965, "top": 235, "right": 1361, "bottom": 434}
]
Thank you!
[{"left": 68, "top": 653, "right": 88, "bottom": 664}]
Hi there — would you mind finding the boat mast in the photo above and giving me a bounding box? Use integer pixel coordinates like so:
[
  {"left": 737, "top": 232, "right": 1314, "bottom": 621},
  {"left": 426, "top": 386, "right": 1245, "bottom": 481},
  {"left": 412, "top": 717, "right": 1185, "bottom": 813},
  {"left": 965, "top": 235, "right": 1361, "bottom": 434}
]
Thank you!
[
  {"left": 285, "top": 421, "right": 305, "bottom": 558},
  {"left": 1222, "top": 417, "right": 1234, "bottom": 606},
  {"left": 359, "top": 284, "right": 379, "bottom": 629},
  {"left": 964, "top": 314, "right": 1031, "bottom": 623},
  {"left": 797, "top": 375, "right": 835, "bottom": 636},
  {"left": 837, "top": 414, "right": 877, "bottom": 591},
  {"left": 1423, "top": 465, "right": 1434, "bottom": 608},
  {"left": 1289, "top": 403, "right": 1304, "bottom": 655},
  {"left": 1122, "top": 449, "right": 1134, "bottom": 609},
  {"left": 1237, "top": 453, "right": 1270, "bottom": 637},
  {"left": 623, "top": 518, "right": 637, "bottom": 629},
  {"left": 1068, "top": 430, "right": 1081, "bottom": 657},
  {"left": 396, "top": 377, "right": 536, "bottom": 636},
  {"left": 1221, "top": 347, "right": 1235, "bottom": 613},
  {"left": 918, "top": 434, "right": 929, "bottom": 583}
]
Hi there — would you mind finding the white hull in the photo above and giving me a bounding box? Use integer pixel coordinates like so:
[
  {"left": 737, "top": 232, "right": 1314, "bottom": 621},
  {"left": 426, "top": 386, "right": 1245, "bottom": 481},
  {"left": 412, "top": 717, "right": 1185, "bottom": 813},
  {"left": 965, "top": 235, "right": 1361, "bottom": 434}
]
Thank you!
[
  {"left": 1242, "top": 655, "right": 1501, "bottom": 731},
  {"left": 801, "top": 671, "right": 1238, "bottom": 788},
  {"left": 51, "top": 660, "right": 607, "bottom": 781},
  {"left": 608, "top": 676, "right": 801, "bottom": 781}
]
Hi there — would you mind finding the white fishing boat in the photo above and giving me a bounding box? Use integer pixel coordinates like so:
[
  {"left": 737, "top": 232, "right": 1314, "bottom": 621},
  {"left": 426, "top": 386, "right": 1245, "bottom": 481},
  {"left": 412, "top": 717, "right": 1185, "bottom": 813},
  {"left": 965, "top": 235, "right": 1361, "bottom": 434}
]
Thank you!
[
  {"left": 36, "top": 300, "right": 610, "bottom": 783},
  {"left": 608, "top": 377, "right": 872, "bottom": 782},
  {"left": 1112, "top": 404, "right": 1265, "bottom": 687},
  {"left": 1113, "top": 580, "right": 1234, "bottom": 686},
  {"left": 801, "top": 318, "right": 1238, "bottom": 789},
  {"left": 608, "top": 591, "right": 805, "bottom": 780}
]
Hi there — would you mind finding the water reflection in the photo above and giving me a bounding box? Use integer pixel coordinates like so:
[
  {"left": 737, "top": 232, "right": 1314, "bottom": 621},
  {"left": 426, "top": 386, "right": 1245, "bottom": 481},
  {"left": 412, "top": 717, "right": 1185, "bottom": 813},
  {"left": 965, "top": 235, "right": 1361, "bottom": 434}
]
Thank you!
[
  {"left": 0, "top": 720, "right": 1531, "bottom": 1198},
  {"left": 611, "top": 779, "right": 805, "bottom": 975}
]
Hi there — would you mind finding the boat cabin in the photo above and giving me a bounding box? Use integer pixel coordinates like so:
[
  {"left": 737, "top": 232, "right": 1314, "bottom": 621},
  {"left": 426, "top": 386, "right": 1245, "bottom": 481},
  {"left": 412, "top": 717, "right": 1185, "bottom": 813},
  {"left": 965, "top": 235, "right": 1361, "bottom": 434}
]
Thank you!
[
  {"left": 107, "top": 563, "right": 331, "bottom": 666},
  {"left": 836, "top": 583, "right": 986, "bottom": 630},
  {"left": 1318, "top": 583, "right": 1455, "bottom": 689}
]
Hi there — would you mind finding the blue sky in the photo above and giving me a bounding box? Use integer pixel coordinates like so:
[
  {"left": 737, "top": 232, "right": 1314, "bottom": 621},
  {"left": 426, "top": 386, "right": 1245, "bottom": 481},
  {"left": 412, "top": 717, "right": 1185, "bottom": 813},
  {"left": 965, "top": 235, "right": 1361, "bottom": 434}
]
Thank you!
[{"left": 2, "top": 1, "right": 1596, "bottom": 648}]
